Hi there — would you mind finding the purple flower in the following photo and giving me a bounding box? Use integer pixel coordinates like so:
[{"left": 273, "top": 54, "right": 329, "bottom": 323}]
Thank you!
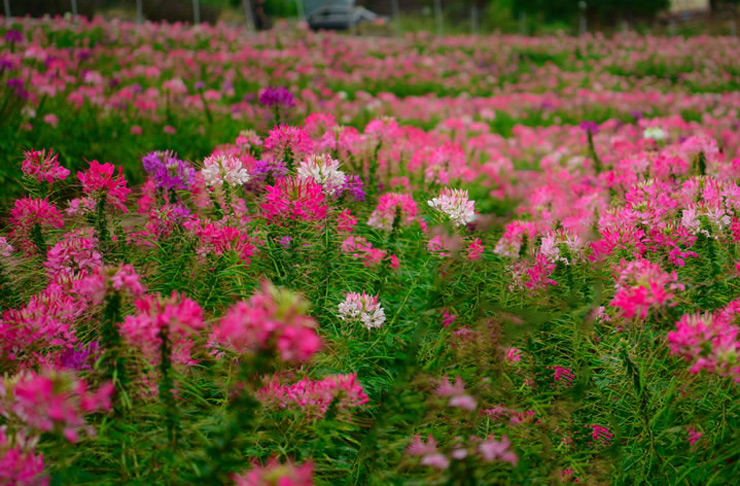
[
  {"left": 7, "top": 78, "right": 29, "bottom": 100},
  {"left": 5, "top": 30, "right": 22, "bottom": 43},
  {"left": 342, "top": 174, "right": 365, "bottom": 201},
  {"left": 59, "top": 341, "right": 101, "bottom": 371},
  {"left": 579, "top": 120, "right": 600, "bottom": 134},
  {"left": 194, "top": 81, "right": 206, "bottom": 91},
  {"left": 259, "top": 86, "right": 295, "bottom": 108},
  {"left": 630, "top": 110, "right": 643, "bottom": 120},
  {"left": 142, "top": 151, "right": 196, "bottom": 192},
  {"left": 253, "top": 156, "right": 288, "bottom": 181}
]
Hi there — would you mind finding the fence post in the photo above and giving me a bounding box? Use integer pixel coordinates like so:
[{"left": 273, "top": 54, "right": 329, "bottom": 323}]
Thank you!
[
  {"left": 390, "top": 0, "right": 400, "bottom": 36},
  {"left": 3, "top": 0, "right": 10, "bottom": 19},
  {"left": 136, "top": 0, "right": 143, "bottom": 24},
  {"left": 434, "top": 0, "right": 443, "bottom": 36},
  {"left": 471, "top": 2, "right": 479, "bottom": 35},
  {"left": 70, "top": 0, "right": 78, "bottom": 19},
  {"left": 192, "top": 0, "right": 200, "bottom": 24},
  {"left": 669, "top": 19, "right": 676, "bottom": 37},
  {"left": 730, "top": 19, "right": 736, "bottom": 36},
  {"left": 242, "top": 0, "right": 256, "bottom": 33}
]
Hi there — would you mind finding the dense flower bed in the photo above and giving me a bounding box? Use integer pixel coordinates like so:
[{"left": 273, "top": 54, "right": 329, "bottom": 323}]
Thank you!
[{"left": 1, "top": 17, "right": 740, "bottom": 486}]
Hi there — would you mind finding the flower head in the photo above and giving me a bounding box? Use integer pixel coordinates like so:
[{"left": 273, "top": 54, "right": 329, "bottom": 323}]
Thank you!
[
  {"left": 337, "top": 292, "right": 385, "bottom": 330},
  {"left": 21, "top": 149, "right": 70, "bottom": 184},
  {"left": 202, "top": 154, "right": 250, "bottom": 188}
]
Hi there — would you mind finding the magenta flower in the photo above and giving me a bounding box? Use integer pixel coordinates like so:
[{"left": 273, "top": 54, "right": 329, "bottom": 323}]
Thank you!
[
  {"left": 21, "top": 149, "right": 70, "bottom": 184},
  {"left": 261, "top": 177, "right": 327, "bottom": 223},
  {"left": 9, "top": 197, "right": 64, "bottom": 255},
  {"left": 121, "top": 292, "right": 204, "bottom": 366},
  {"left": 233, "top": 458, "right": 313, "bottom": 486},
  {"left": 77, "top": 161, "right": 131, "bottom": 212},
  {"left": 208, "top": 282, "right": 321, "bottom": 363}
]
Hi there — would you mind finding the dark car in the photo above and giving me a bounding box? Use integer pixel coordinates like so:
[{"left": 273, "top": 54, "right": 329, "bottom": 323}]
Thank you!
[{"left": 306, "top": 4, "right": 387, "bottom": 31}]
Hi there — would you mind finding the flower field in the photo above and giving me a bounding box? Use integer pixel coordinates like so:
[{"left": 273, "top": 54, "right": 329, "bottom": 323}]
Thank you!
[{"left": 2, "top": 16, "right": 740, "bottom": 485}]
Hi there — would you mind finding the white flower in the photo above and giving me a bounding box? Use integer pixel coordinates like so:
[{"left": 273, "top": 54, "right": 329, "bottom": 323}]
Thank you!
[
  {"left": 643, "top": 127, "right": 666, "bottom": 141},
  {"left": 428, "top": 188, "right": 476, "bottom": 227},
  {"left": 202, "top": 154, "right": 250, "bottom": 188},
  {"left": 297, "top": 153, "right": 346, "bottom": 197},
  {"left": 338, "top": 292, "right": 386, "bottom": 330}
]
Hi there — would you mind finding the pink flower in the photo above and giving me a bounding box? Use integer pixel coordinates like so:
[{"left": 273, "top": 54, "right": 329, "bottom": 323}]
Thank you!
[
  {"left": 367, "top": 193, "right": 419, "bottom": 231},
  {"left": 466, "top": 238, "right": 485, "bottom": 260},
  {"left": 0, "top": 236, "right": 14, "bottom": 257},
  {"left": 478, "top": 435, "right": 518, "bottom": 465},
  {"left": 264, "top": 125, "right": 313, "bottom": 163},
  {"left": 341, "top": 236, "right": 386, "bottom": 266},
  {"left": 9, "top": 197, "right": 64, "bottom": 254},
  {"left": 21, "top": 149, "right": 69, "bottom": 184},
  {"left": 687, "top": 428, "right": 703, "bottom": 447},
  {"left": 74, "top": 264, "right": 146, "bottom": 305},
  {"left": 121, "top": 292, "right": 204, "bottom": 366},
  {"left": 435, "top": 376, "right": 477, "bottom": 411},
  {"left": 77, "top": 161, "right": 131, "bottom": 212},
  {"left": 233, "top": 458, "right": 313, "bottom": 486},
  {"left": 336, "top": 209, "right": 357, "bottom": 233},
  {"left": 42, "top": 113, "right": 58, "bottom": 128},
  {"left": 208, "top": 282, "right": 321, "bottom": 363},
  {"left": 506, "top": 347, "right": 522, "bottom": 363},
  {"left": 0, "top": 430, "right": 47, "bottom": 486},
  {"left": 610, "top": 258, "right": 683, "bottom": 319},
  {"left": 261, "top": 177, "right": 327, "bottom": 223},
  {"left": 130, "top": 125, "right": 143, "bottom": 135},
  {"left": 163, "top": 125, "right": 176, "bottom": 134},
  {"left": 427, "top": 188, "right": 476, "bottom": 227},
  {"left": 0, "top": 371, "right": 112, "bottom": 443},
  {"left": 257, "top": 373, "right": 368, "bottom": 419}
]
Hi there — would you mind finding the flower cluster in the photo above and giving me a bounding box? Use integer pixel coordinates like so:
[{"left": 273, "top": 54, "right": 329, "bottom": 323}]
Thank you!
[
  {"left": 77, "top": 161, "right": 131, "bottom": 212},
  {"left": 297, "top": 153, "right": 346, "bottom": 197},
  {"left": 121, "top": 292, "right": 204, "bottom": 366},
  {"left": 427, "top": 188, "right": 476, "bottom": 227},
  {"left": 233, "top": 458, "right": 312, "bottom": 486},
  {"left": 21, "top": 149, "right": 70, "bottom": 184},
  {"left": 367, "top": 193, "right": 419, "bottom": 231},
  {"left": 208, "top": 282, "right": 321, "bottom": 363},
  {"left": 201, "top": 154, "right": 251, "bottom": 187},
  {"left": 142, "top": 151, "right": 196, "bottom": 192},
  {"left": 258, "top": 373, "right": 368, "bottom": 419},
  {"left": 0, "top": 371, "right": 112, "bottom": 443},
  {"left": 337, "top": 292, "right": 386, "bottom": 330}
]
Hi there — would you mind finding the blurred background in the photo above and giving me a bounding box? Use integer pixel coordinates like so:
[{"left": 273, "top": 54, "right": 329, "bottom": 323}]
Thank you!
[{"left": 5, "top": 0, "right": 740, "bottom": 36}]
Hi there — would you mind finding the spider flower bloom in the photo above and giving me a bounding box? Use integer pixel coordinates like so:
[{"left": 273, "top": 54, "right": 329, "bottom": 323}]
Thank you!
[
  {"left": 367, "top": 193, "right": 419, "bottom": 231},
  {"left": 0, "top": 237, "right": 14, "bottom": 257},
  {"left": 261, "top": 177, "right": 327, "bottom": 222},
  {"left": 435, "top": 376, "right": 477, "bottom": 411},
  {"left": 9, "top": 197, "right": 64, "bottom": 255},
  {"left": 667, "top": 307, "right": 740, "bottom": 381},
  {"left": 428, "top": 188, "right": 476, "bottom": 227},
  {"left": 0, "top": 371, "right": 113, "bottom": 443},
  {"left": 21, "top": 149, "right": 70, "bottom": 184},
  {"left": 121, "top": 292, "right": 204, "bottom": 366},
  {"left": 258, "top": 86, "right": 296, "bottom": 108},
  {"left": 478, "top": 435, "right": 518, "bottom": 465},
  {"left": 0, "top": 430, "right": 47, "bottom": 486},
  {"left": 233, "top": 458, "right": 312, "bottom": 486},
  {"left": 142, "top": 151, "right": 196, "bottom": 192},
  {"left": 258, "top": 373, "right": 368, "bottom": 418},
  {"left": 208, "top": 282, "right": 321, "bottom": 363},
  {"left": 201, "top": 154, "right": 250, "bottom": 188},
  {"left": 77, "top": 161, "right": 131, "bottom": 212},
  {"left": 297, "top": 153, "right": 347, "bottom": 197},
  {"left": 264, "top": 125, "right": 313, "bottom": 164},
  {"left": 337, "top": 292, "right": 386, "bottom": 330},
  {"left": 610, "top": 258, "right": 684, "bottom": 319}
]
